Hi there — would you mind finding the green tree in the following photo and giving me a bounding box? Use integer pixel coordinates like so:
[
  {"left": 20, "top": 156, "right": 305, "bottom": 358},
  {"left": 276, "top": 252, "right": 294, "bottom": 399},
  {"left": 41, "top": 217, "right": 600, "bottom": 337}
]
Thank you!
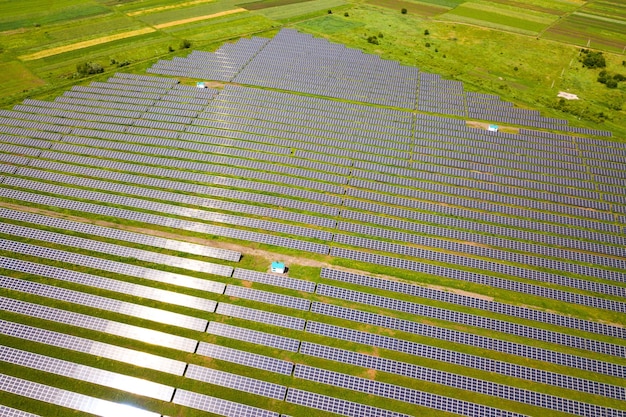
[
  {"left": 581, "top": 50, "right": 606, "bottom": 68},
  {"left": 401, "top": 8, "right": 407, "bottom": 14}
]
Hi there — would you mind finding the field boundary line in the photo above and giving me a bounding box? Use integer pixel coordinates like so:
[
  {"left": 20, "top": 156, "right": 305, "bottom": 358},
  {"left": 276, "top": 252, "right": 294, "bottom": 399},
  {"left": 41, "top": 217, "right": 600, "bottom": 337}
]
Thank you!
[
  {"left": 19, "top": 27, "right": 156, "bottom": 61},
  {"left": 153, "top": 8, "right": 247, "bottom": 29},
  {"left": 127, "top": 0, "right": 216, "bottom": 16}
]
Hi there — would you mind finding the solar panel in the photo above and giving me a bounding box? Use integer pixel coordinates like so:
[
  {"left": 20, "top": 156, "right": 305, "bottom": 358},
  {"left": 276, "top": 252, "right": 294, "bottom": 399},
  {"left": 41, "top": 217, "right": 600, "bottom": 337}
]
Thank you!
[
  {"left": 320, "top": 268, "right": 625, "bottom": 341},
  {"left": 207, "top": 321, "right": 300, "bottom": 352},
  {"left": 215, "top": 303, "right": 306, "bottom": 330},
  {"left": 0, "top": 275, "right": 209, "bottom": 332},
  {"left": 293, "top": 365, "right": 531, "bottom": 417},
  {"left": 225, "top": 285, "right": 311, "bottom": 311},
  {"left": 0, "top": 373, "right": 160, "bottom": 417},
  {"left": 0, "top": 319, "right": 187, "bottom": 375},
  {"left": 232, "top": 268, "right": 316, "bottom": 292},
  {"left": 0, "top": 406, "right": 40, "bottom": 417},
  {"left": 0, "top": 296, "right": 198, "bottom": 352},
  {"left": 285, "top": 388, "right": 412, "bottom": 417},
  {"left": 0, "top": 238, "right": 227, "bottom": 294},
  {"left": 299, "top": 341, "right": 626, "bottom": 401},
  {"left": 185, "top": 365, "right": 287, "bottom": 400},
  {"left": 0, "top": 207, "right": 241, "bottom": 262},
  {"left": 195, "top": 342, "right": 293, "bottom": 375},
  {"left": 0, "top": 346, "right": 175, "bottom": 401},
  {"left": 173, "top": 389, "right": 279, "bottom": 417},
  {"left": 0, "top": 256, "right": 217, "bottom": 313}
]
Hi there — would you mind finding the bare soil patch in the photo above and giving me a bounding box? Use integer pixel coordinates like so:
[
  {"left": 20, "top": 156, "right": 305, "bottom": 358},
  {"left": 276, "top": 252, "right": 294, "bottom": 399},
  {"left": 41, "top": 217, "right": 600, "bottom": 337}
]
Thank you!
[{"left": 242, "top": 0, "right": 316, "bottom": 11}]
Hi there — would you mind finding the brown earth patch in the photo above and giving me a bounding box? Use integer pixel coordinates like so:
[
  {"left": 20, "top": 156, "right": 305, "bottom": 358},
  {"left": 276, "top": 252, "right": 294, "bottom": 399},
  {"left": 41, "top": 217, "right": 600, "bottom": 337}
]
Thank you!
[
  {"left": 427, "top": 283, "right": 495, "bottom": 301},
  {"left": 242, "top": 0, "right": 315, "bottom": 11},
  {"left": 365, "top": 0, "right": 448, "bottom": 17},
  {"left": 364, "top": 368, "right": 377, "bottom": 379}
]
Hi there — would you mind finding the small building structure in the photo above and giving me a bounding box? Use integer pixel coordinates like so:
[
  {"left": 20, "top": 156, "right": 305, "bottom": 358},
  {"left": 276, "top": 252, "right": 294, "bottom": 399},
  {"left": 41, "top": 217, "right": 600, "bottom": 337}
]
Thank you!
[
  {"left": 196, "top": 81, "right": 207, "bottom": 88},
  {"left": 488, "top": 124, "right": 499, "bottom": 132},
  {"left": 271, "top": 261, "right": 286, "bottom": 274}
]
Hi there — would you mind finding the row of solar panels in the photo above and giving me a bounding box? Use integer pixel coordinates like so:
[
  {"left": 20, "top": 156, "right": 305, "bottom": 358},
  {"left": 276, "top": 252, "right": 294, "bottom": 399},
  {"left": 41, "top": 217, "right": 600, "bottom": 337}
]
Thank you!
[
  {"left": 5, "top": 121, "right": 620, "bottom": 240},
  {"left": 2, "top": 79, "right": 620, "bottom": 192},
  {"left": 1, "top": 269, "right": 623, "bottom": 416},
  {"left": 0, "top": 205, "right": 623, "bottom": 361},
  {"left": 1, "top": 162, "right": 624, "bottom": 296},
  {"left": 0, "top": 141, "right": 623, "bottom": 266},
  {"left": 1, "top": 204, "right": 623, "bottom": 361},
  {"left": 2, "top": 139, "right": 620, "bottom": 280}
]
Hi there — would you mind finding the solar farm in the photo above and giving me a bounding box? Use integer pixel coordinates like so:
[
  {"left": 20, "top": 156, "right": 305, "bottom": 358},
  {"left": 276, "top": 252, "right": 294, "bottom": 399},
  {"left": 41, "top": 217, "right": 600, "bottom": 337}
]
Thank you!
[{"left": 0, "top": 27, "right": 625, "bottom": 417}]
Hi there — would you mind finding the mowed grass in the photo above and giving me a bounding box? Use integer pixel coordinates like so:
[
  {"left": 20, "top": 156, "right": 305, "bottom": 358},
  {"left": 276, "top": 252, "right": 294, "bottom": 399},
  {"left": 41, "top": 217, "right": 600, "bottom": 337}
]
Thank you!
[
  {"left": 0, "top": 61, "right": 47, "bottom": 97},
  {"left": 297, "top": 14, "right": 364, "bottom": 34},
  {"left": 0, "top": 14, "right": 145, "bottom": 58},
  {"left": 0, "top": 0, "right": 109, "bottom": 32},
  {"left": 132, "top": 0, "right": 248, "bottom": 25},
  {"left": 439, "top": 0, "right": 558, "bottom": 35},
  {"left": 160, "top": 14, "right": 276, "bottom": 41}
]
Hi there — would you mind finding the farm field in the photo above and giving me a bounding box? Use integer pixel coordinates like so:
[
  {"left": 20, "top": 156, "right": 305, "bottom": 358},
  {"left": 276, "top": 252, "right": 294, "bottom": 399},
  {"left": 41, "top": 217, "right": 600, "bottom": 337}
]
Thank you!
[
  {"left": 438, "top": 0, "right": 558, "bottom": 35},
  {"left": 0, "top": 2, "right": 625, "bottom": 417}
]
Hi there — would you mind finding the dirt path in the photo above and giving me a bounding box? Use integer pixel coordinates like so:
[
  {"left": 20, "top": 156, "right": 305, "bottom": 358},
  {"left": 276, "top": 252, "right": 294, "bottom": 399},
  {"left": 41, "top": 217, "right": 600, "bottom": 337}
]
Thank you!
[
  {"left": 0, "top": 202, "right": 501, "bottom": 302},
  {"left": 154, "top": 8, "right": 247, "bottom": 29},
  {"left": 19, "top": 27, "right": 157, "bottom": 61}
]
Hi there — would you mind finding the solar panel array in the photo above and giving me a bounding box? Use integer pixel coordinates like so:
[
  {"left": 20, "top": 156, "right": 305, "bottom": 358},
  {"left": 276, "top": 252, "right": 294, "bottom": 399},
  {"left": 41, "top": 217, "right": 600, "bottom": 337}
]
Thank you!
[{"left": 0, "top": 27, "right": 624, "bottom": 417}]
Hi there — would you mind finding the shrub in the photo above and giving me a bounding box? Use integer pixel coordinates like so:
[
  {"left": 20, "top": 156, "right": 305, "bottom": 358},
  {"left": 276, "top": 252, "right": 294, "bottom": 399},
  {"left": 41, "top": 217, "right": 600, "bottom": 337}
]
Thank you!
[
  {"left": 378, "top": 32, "right": 383, "bottom": 38},
  {"left": 424, "top": 29, "right": 429, "bottom": 35},
  {"left": 180, "top": 39, "right": 191, "bottom": 49},
  {"left": 580, "top": 50, "right": 606, "bottom": 68},
  {"left": 613, "top": 73, "right": 626, "bottom": 82},
  {"left": 606, "top": 79, "right": 618, "bottom": 88},
  {"left": 513, "top": 66, "right": 518, "bottom": 71},
  {"left": 401, "top": 8, "right": 407, "bottom": 14},
  {"left": 367, "top": 36, "right": 379, "bottom": 45},
  {"left": 344, "top": 12, "right": 349, "bottom": 17},
  {"left": 76, "top": 62, "right": 104, "bottom": 76},
  {"left": 168, "top": 45, "right": 174, "bottom": 52},
  {"left": 328, "top": 9, "right": 332, "bottom": 14},
  {"left": 425, "top": 42, "right": 431, "bottom": 48}
]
